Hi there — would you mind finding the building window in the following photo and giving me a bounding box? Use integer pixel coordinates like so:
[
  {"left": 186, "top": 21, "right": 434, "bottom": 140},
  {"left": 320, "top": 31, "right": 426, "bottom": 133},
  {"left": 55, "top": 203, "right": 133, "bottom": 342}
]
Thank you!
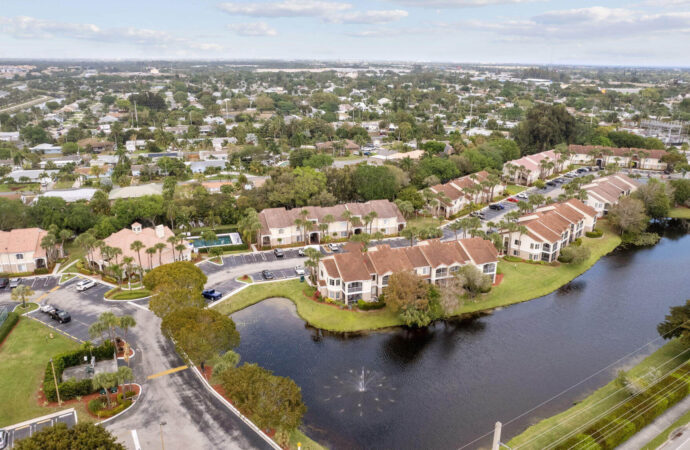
[
  {"left": 449, "top": 265, "right": 459, "bottom": 273},
  {"left": 421, "top": 267, "right": 430, "bottom": 275},
  {"left": 279, "top": 228, "right": 284, "bottom": 234},
  {"left": 513, "top": 250, "right": 519, "bottom": 256},
  {"left": 435, "top": 268, "right": 448, "bottom": 277},
  {"left": 382, "top": 275, "right": 390, "bottom": 286},
  {"left": 15, "top": 253, "right": 23, "bottom": 260},
  {"left": 514, "top": 239, "right": 520, "bottom": 246},
  {"left": 347, "top": 282, "right": 363, "bottom": 292},
  {"left": 483, "top": 263, "right": 496, "bottom": 274}
]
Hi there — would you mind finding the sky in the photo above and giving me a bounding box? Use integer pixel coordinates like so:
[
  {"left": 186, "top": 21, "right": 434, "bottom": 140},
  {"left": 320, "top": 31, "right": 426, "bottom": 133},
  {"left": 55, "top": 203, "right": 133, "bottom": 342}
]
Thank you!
[{"left": 1, "top": 0, "right": 689, "bottom": 66}]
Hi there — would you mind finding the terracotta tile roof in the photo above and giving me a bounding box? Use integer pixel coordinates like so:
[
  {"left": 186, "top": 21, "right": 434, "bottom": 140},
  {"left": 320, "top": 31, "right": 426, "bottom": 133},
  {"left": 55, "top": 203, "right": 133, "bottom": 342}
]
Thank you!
[
  {"left": 332, "top": 251, "right": 372, "bottom": 282},
  {"left": 91, "top": 225, "right": 188, "bottom": 267},
  {"left": 430, "top": 170, "right": 491, "bottom": 204},
  {"left": 564, "top": 198, "right": 598, "bottom": 218},
  {"left": 0, "top": 227, "right": 48, "bottom": 256},
  {"left": 458, "top": 237, "right": 499, "bottom": 265},
  {"left": 569, "top": 145, "right": 668, "bottom": 160}
]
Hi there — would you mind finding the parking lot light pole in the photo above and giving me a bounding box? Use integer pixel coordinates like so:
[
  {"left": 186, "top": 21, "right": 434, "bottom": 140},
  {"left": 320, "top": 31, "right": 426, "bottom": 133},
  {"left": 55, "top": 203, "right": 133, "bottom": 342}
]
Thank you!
[
  {"left": 50, "top": 358, "right": 62, "bottom": 405},
  {"left": 159, "top": 421, "right": 166, "bottom": 450}
]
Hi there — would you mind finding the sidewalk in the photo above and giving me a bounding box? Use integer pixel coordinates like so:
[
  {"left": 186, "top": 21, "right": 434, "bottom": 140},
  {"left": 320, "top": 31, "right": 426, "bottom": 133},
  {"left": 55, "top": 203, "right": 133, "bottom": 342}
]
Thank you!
[{"left": 618, "top": 395, "right": 690, "bottom": 450}]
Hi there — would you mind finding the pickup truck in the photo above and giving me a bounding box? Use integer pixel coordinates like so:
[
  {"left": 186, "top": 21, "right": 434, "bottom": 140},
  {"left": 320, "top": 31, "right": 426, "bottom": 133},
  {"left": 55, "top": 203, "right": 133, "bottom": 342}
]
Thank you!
[
  {"left": 202, "top": 289, "right": 223, "bottom": 301},
  {"left": 49, "top": 309, "right": 71, "bottom": 324}
]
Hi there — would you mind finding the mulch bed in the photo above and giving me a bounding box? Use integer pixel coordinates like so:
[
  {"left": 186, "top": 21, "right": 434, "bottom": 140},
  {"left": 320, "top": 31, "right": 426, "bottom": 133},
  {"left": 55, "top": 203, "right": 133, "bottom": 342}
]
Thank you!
[
  {"left": 492, "top": 273, "right": 504, "bottom": 286},
  {"left": 37, "top": 381, "right": 141, "bottom": 418}
]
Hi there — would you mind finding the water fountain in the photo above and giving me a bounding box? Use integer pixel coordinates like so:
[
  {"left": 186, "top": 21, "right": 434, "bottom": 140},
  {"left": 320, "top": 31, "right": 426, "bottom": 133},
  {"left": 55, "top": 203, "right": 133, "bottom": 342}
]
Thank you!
[{"left": 322, "top": 367, "right": 396, "bottom": 417}]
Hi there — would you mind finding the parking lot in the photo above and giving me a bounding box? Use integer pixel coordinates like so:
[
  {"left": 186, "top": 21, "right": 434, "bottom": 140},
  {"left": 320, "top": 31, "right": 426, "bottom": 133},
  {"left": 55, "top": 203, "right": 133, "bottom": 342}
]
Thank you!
[
  {"left": 0, "top": 276, "right": 61, "bottom": 304},
  {"left": 30, "top": 278, "right": 114, "bottom": 344},
  {"left": 3, "top": 409, "right": 77, "bottom": 448}
]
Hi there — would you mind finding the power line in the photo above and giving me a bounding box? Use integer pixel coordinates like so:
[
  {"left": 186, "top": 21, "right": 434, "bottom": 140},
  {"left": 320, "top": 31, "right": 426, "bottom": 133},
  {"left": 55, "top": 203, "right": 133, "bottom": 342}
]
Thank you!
[
  {"left": 457, "top": 330, "right": 682, "bottom": 450},
  {"left": 544, "top": 356, "right": 690, "bottom": 450},
  {"left": 519, "top": 346, "right": 690, "bottom": 449}
]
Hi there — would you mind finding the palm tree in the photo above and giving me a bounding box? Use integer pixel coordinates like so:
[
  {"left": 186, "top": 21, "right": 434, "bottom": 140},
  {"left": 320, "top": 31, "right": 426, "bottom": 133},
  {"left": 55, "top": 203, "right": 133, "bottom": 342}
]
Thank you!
[
  {"left": 118, "top": 316, "right": 137, "bottom": 344},
  {"left": 341, "top": 210, "right": 353, "bottom": 237},
  {"left": 90, "top": 312, "right": 120, "bottom": 344},
  {"left": 364, "top": 211, "right": 378, "bottom": 234},
  {"left": 58, "top": 229, "right": 72, "bottom": 258},
  {"left": 145, "top": 247, "right": 157, "bottom": 270},
  {"left": 41, "top": 233, "right": 57, "bottom": 264},
  {"left": 448, "top": 220, "right": 463, "bottom": 240},
  {"left": 304, "top": 248, "right": 322, "bottom": 284},
  {"left": 108, "top": 263, "right": 123, "bottom": 286},
  {"left": 11, "top": 285, "right": 34, "bottom": 309},
  {"left": 111, "top": 247, "right": 123, "bottom": 266},
  {"left": 130, "top": 240, "right": 145, "bottom": 275},
  {"left": 116, "top": 366, "right": 134, "bottom": 398},
  {"left": 175, "top": 243, "right": 187, "bottom": 260},
  {"left": 167, "top": 235, "right": 179, "bottom": 261},
  {"left": 93, "top": 372, "right": 118, "bottom": 410},
  {"left": 122, "top": 257, "right": 134, "bottom": 287},
  {"left": 153, "top": 243, "right": 167, "bottom": 267}
]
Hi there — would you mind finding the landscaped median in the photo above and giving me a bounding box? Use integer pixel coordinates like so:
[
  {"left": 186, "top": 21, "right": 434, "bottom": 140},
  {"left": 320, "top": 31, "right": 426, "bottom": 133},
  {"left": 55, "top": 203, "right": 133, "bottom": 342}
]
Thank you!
[
  {"left": 213, "top": 223, "right": 622, "bottom": 332},
  {"left": 212, "top": 280, "right": 401, "bottom": 332},
  {"left": 104, "top": 287, "right": 151, "bottom": 301},
  {"left": 507, "top": 339, "right": 690, "bottom": 449}
]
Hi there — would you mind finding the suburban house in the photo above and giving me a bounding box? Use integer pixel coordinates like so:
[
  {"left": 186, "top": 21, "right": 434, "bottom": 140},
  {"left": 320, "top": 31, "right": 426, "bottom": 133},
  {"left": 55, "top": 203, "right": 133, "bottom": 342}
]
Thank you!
[
  {"left": 501, "top": 199, "right": 598, "bottom": 262},
  {"left": 30, "top": 143, "right": 63, "bottom": 154},
  {"left": 109, "top": 183, "right": 163, "bottom": 200},
  {"left": 568, "top": 145, "right": 668, "bottom": 170},
  {"left": 315, "top": 139, "right": 361, "bottom": 154},
  {"left": 581, "top": 174, "right": 640, "bottom": 216},
  {"left": 87, "top": 223, "right": 191, "bottom": 271},
  {"left": 0, "top": 228, "right": 51, "bottom": 273},
  {"left": 77, "top": 138, "right": 114, "bottom": 154},
  {"left": 258, "top": 200, "right": 406, "bottom": 248},
  {"left": 502, "top": 150, "right": 571, "bottom": 185},
  {"left": 316, "top": 238, "right": 499, "bottom": 304},
  {"left": 428, "top": 170, "right": 505, "bottom": 218}
]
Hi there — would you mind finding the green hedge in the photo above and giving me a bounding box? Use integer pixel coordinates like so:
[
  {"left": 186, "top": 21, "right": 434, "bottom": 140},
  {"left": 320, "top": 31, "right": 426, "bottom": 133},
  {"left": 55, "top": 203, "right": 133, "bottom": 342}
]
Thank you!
[
  {"left": 198, "top": 243, "right": 249, "bottom": 253},
  {"left": 110, "top": 289, "right": 151, "bottom": 300},
  {"left": 0, "top": 311, "right": 19, "bottom": 345},
  {"left": 503, "top": 255, "right": 523, "bottom": 262},
  {"left": 43, "top": 341, "right": 116, "bottom": 402},
  {"left": 34, "top": 268, "right": 50, "bottom": 275},
  {"left": 357, "top": 299, "right": 386, "bottom": 310},
  {"left": 586, "top": 229, "right": 604, "bottom": 238},
  {"left": 555, "top": 363, "right": 690, "bottom": 450}
]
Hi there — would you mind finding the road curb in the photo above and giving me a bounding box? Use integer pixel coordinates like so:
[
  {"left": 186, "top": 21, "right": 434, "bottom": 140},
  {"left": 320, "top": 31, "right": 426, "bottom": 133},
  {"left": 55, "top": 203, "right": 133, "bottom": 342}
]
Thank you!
[{"left": 97, "top": 383, "right": 144, "bottom": 425}]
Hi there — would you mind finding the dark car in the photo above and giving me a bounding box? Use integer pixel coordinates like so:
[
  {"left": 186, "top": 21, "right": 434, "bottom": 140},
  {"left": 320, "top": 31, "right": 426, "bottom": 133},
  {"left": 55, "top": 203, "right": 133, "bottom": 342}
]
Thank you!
[
  {"left": 202, "top": 289, "right": 223, "bottom": 301},
  {"left": 273, "top": 248, "right": 284, "bottom": 257},
  {"left": 49, "top": 309, "right": 71, "bottom": 324},
  {"left": 261, "top": 270, "right": 275, "bottom": 280},
  {"left": 0, "top": 278, "right": 8, "bottom": 289},
  {"left": 546, "top": 181, "right": 557, "bottom": 187},
  {"left": 576, "top": 168, "right": 588, "bottom": 173},
  {"left": 488, "top": 203, "right": 505, "bottom": 210}
]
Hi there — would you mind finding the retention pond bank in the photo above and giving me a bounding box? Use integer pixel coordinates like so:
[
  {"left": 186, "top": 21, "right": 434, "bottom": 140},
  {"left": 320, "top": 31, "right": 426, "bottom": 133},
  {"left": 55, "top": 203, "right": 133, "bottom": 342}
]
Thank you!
[{"left": 232, "top": 220, "right": 690, "bottom": 449}]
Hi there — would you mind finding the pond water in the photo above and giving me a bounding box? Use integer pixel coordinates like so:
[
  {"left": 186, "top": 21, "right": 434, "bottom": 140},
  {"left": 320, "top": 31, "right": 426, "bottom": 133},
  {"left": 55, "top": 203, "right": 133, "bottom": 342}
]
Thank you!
[{"left": 232, "top": 221, "right": 690, "bottom": 449}]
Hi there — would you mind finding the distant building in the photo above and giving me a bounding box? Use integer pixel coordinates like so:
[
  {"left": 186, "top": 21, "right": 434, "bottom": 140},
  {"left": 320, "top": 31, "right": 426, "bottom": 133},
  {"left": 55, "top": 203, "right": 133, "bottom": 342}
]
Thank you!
[
  {"left": 108, "top": 183, "right": 163, "bottom": 200},
  {"left": 503, "top": 150, "right": 571, "bottom": 185},
  {"left": 0, "top": 131, "right": 20, "bottom": 142},
  {"left": 0, "top": 228, "right": 51, "bottom": 273},
  {"left": 428, "top": 170, "right": 505, "bottom": 218},
  {"left": 568, "top": 145, "right": 668, "bottom": 171},
  {"left": 581, "top": 174, "right": 640, "bottom": 216}
]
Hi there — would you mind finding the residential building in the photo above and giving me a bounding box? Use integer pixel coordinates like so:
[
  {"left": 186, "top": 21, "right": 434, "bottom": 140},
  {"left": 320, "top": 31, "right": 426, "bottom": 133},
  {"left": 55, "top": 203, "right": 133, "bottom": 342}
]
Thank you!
[
  {"left": 0, "top": 228, "right": 51, "bottom": 273},
  {"left": 428, "top": 170, "right": 505, "bottom": 218},
  {"left": 108, "top": 183, "right": 163, "bottom": 200},
  {"left": 30, "top": 143, "right": 62, "bottom": 154},
  {"left": 501, "top": 199, "right": 598, "bottom": 263},
  {"left": 317, "top": 238, "right": 498, "bottom": 304},
  {"left": 315, "top": 139, "right": 361, "bottom": 154},
  {"left": 8, "top": 169, "right": 57, "bottom": 184},
  {"left": 568, "top": 145, "right": 668, "bottom": 170},
  {"left": 0, "top": 131, "right": 19, "bottom": 142},
  {"left": 87, "top": 223, "right": 191, "bottom": 271},
  {"left": 503, "top": 149, "right": 571, "bottom": 185},
  {"left": 258, "top": 200, "right": 406, "bottom": 248},
  {"left": 38, "top": 188, "right": 97, "bottom": 203},
  {"left": 582, "top": 174, "right": 640, "bottom": 216},
  {"left": 77, "top": 138, "right": 114, "bottom": 153}
]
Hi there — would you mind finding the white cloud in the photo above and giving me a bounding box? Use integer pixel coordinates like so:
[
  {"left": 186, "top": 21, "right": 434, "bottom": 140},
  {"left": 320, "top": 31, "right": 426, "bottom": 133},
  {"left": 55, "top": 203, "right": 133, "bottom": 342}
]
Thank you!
[
  {"left": 331, "top": 10, "right": 408, "bottom": 24},
  {"left": 385, "top": 0, "right": 543, "bottom": 7},
  {"left": 218, "top": 0, "right": 407, "bottom": 24},
  {"left": 0, "top": 16, "right": 223, "bottom": 51},
  {"left": 218, "top": 0, "right": 351, "bottom": 18},
  {"left": 462, "top": 7, "right": 690, "bottom": 40},
  {"left": 228, "top": 22, "right": 277, "bottom": 36}
]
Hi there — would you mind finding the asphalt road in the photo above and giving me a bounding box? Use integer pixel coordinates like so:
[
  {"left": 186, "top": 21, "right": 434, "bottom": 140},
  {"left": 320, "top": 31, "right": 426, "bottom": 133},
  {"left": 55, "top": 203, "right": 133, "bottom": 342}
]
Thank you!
[{"left": 28, "top": 278, "right": 273, "bottom": 450}]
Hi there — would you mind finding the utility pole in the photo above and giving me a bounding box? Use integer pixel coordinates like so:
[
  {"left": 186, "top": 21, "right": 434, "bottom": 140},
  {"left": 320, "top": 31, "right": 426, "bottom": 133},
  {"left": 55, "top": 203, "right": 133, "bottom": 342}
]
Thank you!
[
  {"left": 159, "top": 421, "right": 166, "bottom": 450},
  {"left": 50, "top": 358, "right": 62, "bottom": 405},
  {"left": 491, "top": 421, "right": 502, "bottom": 450}
]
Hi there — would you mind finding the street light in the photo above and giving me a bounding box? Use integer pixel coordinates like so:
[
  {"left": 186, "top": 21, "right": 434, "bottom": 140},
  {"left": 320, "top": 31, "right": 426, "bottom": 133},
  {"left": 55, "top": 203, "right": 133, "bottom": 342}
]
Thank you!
[
  {"left": 159, "top": 421, "right": 167, "bottom": 450},
  {"left": 50, "top": 358, "right": 62, "bottom": 405}
]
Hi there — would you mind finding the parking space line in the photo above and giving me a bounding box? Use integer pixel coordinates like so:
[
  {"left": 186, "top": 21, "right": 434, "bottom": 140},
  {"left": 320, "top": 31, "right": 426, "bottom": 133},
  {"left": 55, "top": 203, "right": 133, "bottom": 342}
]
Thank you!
[{"left": 14, "top": 425, "right": 29, "bottom": 431}]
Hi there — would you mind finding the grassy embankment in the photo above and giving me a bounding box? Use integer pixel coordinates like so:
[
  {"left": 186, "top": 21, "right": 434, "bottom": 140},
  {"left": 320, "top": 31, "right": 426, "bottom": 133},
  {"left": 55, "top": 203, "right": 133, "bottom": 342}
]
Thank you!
[
  {"left": 668, "top": 207, "right": 690, "bottom": 219},
  {"left": 214, "top": 222, "right": 621, "bottom": 332},
  {"left": 507, "top": 339, "right": 690, "bottom": 449},
  {"left": 0, "top": 318, "right": 93, "bottom": 427}
]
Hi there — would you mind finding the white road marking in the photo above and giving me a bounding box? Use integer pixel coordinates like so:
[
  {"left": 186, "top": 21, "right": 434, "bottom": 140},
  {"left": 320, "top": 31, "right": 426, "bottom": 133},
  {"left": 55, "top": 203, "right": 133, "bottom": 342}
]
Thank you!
[{"left": 131, "top": 429, "right": 142, "bottom": 450}]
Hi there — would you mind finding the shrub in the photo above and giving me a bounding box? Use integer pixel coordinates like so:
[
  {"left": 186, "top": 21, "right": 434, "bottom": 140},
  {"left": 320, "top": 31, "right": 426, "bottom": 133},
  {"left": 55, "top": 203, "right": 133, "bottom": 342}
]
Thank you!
[
  {"left": 0, "top": 311, "right": 19, "bottom": 344},
  {"left": 572, "top": 238, "right": 583, "bottom": 247},
  {"left": 558, "top": 246, "right": 591, "bottom": 265},
  {"left": 111, "top": 289, "right": 151, "bottom": 300},
  {"left": 357, "top": 299, "right": 386, "bottom": 310},
  {"left": 586, "top": 229, "right": 604, "bottom": 238},
  {"left": 503, "top": 255, "right": 523, "bottom": 263},
  {"left": 621, "top": 232, "right": 661, "bottom": 247},
  {"left": 34, "top": 268, "right": 50, "bottom": 275},
  {"left": 198, "top": 244, "right": 248, "bottom": 254}
]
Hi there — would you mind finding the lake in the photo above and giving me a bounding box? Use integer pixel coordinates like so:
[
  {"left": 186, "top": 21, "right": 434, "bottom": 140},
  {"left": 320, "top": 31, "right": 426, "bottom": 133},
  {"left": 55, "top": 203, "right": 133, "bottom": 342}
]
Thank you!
[{"left": 232, "top": 220, "right": 690, "bottom": 449}]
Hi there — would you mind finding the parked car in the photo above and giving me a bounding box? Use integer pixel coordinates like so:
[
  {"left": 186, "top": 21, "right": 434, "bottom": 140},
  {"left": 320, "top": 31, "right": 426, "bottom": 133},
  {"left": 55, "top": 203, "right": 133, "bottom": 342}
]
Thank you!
[
  {"left": 516, "top": 193, "right": 529, "bottom": 199},
  {"left": 40, "top": 304, "right": 55, "bottom": 313},
  {"left": 328, "top": 243, "right": 340, "bottom": 252},
  {"left": 76, "top": 279, "right": 96, "bottom": 291},
  {"left": 546, "top": 181, "right": 557, "bottom": 187},
  {"left": 0, "top": 278, "right": 7, "bottom": 289},
  {"left": 554, "top": 178, "right": 565, "bottom": 184},
  {"left": 273, "top": 248, "right": 284, "bottom": 258},
  {"left": 488, "top": 203, "right": 505, "bottom": 210},
  {"left": 261, "top": 270, "right": 274, "bottom": 280},
  {"left": 202, "top": 289, "right": 223, "bottom": 301},
  {"left": 0, "top": 428, "right": 7, "bottom": 450},
  {"left": 295, "top": 265, "right": 305, "bottom": 275},
  {"left": 8, "top": 278, "right": 20, "bottom": 289},
  {"left": 49, "top": 309, "right": 71, "bottom": 324},
  {"left": 506, "top": 197, "right": 519, "bottom": 203},
  {"left": 297, "top": 248, "right": 305, "bottom": 257},
  {"left": 576, "top": 168, "right": 588, "bottom": 173}
]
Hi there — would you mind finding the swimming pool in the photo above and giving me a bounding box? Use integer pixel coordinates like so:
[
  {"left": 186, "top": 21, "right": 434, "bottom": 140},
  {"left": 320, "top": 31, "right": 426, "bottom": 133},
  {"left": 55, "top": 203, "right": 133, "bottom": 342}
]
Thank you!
[{"left": 189, "top": 232, "right": 243, "bottom": 248}]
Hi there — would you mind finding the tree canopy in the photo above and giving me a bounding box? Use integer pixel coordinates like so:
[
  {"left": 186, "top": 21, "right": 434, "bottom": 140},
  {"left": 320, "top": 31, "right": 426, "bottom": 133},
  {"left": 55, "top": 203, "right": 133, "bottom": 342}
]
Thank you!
[{"left": 14, "top": 423, "right": 125, "bottom": 450}]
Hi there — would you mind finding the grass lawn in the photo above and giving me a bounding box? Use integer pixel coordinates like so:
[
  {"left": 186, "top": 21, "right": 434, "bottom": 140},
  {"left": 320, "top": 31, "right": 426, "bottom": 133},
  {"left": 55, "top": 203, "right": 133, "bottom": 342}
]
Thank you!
[
  {"left": 457, "top": 222, "right": 621, "bottom": 315},
  {"left": 52, "top": 180, "right": 74, "bottom": 189},
  {"left": 59, "top": 273, "right": 77, "bottom": 283},
  {"left": 641, "top": 406, "right": 690, "bottom": 449},
  {"left": 0, "top": 317, "right": 87, "bottom": 427},
  {"left": 507, "top": 339, "right": 690, "bottom": 449},
  {"left": 505, "top": 184, "right": 528, "bottom": 195},
  {"left": 213, "top": 279, "right": 401, "bottom": 332},
  {"left": 288, "top": 429, "right": 327, "bottom": 450},
  {"left": 61, "top": 240, "right": 87, "bottom": 271},
  {"left": 668, "top": 207, "right": 690, "bottom": 219},
  {"left": 105, "top": 288, "right": 151, "bottom": 300},
  {"left": 14, "top": 302, "right": 39, "bottom": 314},
  {"left": 407, "top": 215, "right": 443, "bottom": 230},
  {"left": 0, "top": 183, "right": 40, "bottom": 192}
]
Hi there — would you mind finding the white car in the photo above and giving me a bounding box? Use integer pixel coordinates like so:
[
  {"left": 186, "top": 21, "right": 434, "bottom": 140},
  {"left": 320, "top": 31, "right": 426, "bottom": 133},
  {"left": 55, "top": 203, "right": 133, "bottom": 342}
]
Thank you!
[
  {"left": 328, "top": 243, "right": 340, "bottom": 252},
  {"left": 76, "top": 279, "right": 96, "bottom": 291},
  {"left": 39, "top": 304, "right": 55, "bottom": 313},
  {"left": 516, "top": 192, "right": 529, "bottom": 199},
  {"left": 8, "top": 278, "right": 20, "bottom": 289},
  {"left": 295, "top": 265, "right": 305, "bottom": 276}
]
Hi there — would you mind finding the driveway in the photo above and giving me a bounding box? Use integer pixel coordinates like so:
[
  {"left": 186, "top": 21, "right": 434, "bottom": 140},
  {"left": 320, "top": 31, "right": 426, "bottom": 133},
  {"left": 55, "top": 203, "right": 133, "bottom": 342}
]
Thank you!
[{"left": 34, "top": 280, "right": 273, "bottom": 450}]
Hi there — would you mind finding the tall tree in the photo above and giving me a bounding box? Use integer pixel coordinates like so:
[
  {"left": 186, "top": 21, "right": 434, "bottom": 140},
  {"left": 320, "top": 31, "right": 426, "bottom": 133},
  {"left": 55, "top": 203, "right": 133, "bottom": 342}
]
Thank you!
[{"left": 13, "top": 423, "right": 125, "bottom": 450}]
